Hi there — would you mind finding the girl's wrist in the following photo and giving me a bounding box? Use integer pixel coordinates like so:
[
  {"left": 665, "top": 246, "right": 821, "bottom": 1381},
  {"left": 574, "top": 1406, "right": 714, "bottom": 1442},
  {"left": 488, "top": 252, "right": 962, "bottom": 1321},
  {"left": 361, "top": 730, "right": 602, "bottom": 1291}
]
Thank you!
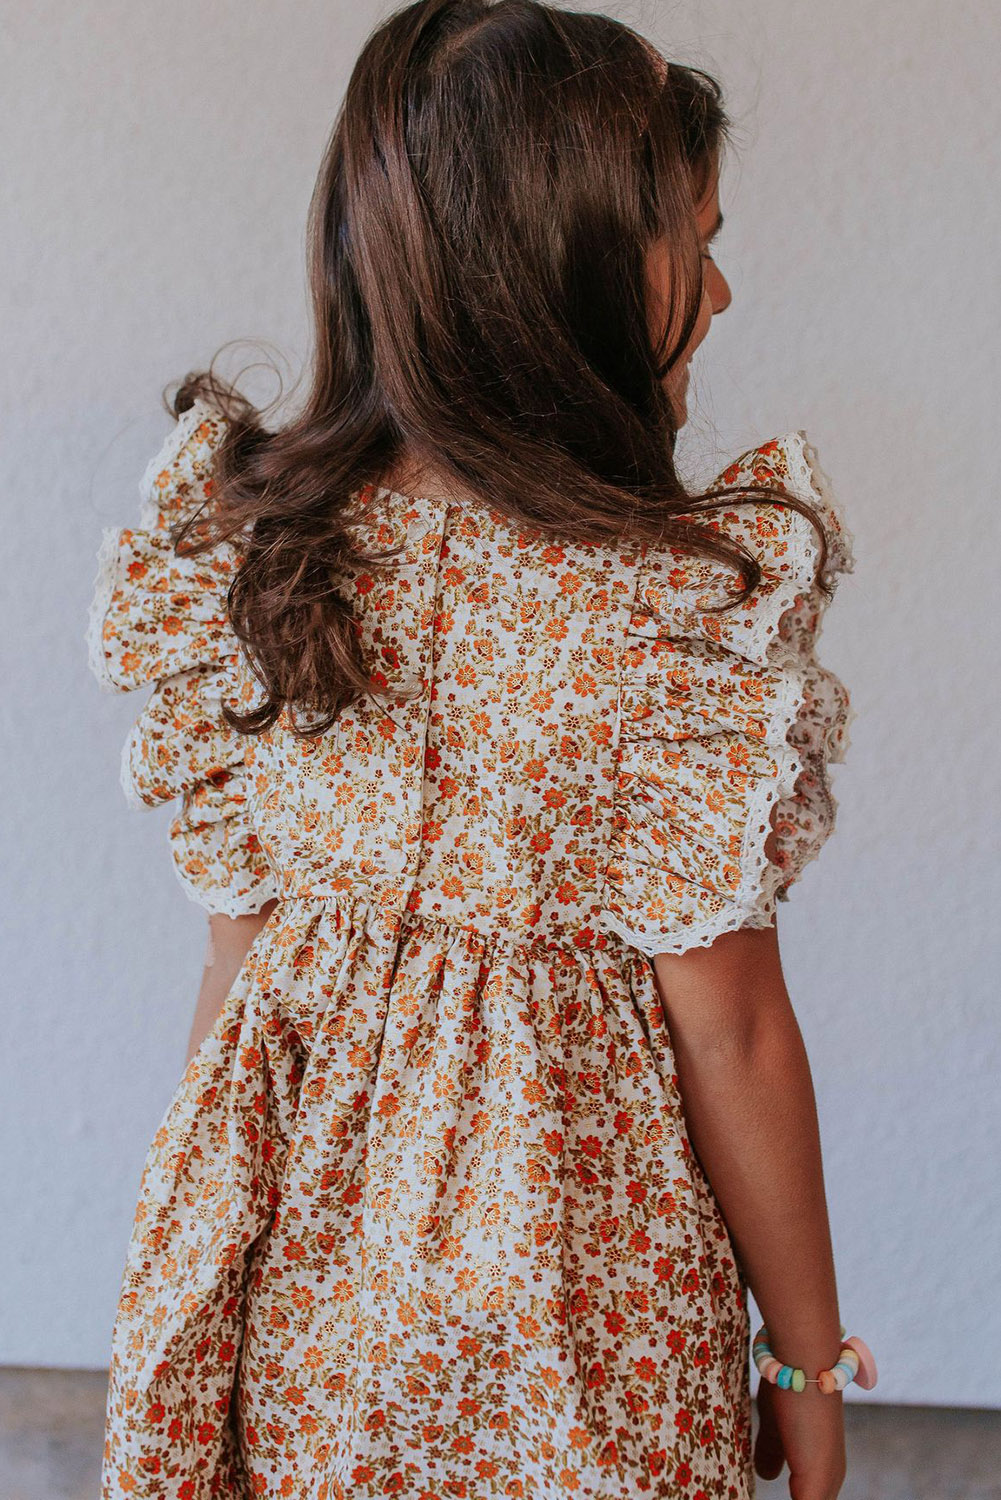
[
  {"left": 753, "top": 1311, "right": 844, "bottom": 1374},
  {"left": 765, "top": 1331, "right": 845, "bottom": 1375},
  {"left": 753, "top": 1324, "right": 879, "bottom": 1394}
]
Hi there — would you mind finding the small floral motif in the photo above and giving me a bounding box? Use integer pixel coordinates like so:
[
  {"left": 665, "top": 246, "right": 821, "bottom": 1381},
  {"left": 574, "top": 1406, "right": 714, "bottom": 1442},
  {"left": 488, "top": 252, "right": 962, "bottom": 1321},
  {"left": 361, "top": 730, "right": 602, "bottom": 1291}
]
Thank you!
[{"left": 86, "top": 401, "right": 853, "bottom": 1497}]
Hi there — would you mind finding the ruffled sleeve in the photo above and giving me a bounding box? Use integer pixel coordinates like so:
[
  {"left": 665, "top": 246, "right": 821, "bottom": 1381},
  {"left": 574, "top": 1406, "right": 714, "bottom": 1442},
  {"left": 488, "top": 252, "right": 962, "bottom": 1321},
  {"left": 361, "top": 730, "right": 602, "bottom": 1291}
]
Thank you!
[
  {"left": 599, "top": 431, "right": 855, "bottom": 958},
  {"left": 85, "top": 398, "right": 279, "bottom": 917}
]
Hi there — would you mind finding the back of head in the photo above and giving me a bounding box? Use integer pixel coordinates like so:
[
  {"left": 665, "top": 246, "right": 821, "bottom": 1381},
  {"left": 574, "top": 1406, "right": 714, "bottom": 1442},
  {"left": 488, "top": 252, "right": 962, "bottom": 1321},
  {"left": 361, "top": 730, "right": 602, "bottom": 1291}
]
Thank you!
[
  {"left": 319, "top": 0, "right": 725, "bottom": 503},
  {"left": 169, "top": 1, "right": 825, "bottom": 737}
]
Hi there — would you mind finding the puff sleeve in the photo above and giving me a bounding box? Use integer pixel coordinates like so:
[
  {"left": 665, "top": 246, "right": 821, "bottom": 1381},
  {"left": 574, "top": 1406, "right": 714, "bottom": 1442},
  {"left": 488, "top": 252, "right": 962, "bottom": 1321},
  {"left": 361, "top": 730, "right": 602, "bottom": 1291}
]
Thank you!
[
  {"left": 599, "top": 431, "right": 855, "bottom": 958},
  {"left": 85, "top": 399, "right": 279, "bottom": 917}
]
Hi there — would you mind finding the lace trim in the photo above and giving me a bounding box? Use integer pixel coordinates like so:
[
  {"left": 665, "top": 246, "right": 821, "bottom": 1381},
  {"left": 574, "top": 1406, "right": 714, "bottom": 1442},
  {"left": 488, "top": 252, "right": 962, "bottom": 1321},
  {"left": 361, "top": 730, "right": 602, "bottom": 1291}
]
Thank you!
[
  {"left": 89, "top": 399, "right": 281, "bottom": 918},
  {"left": 171, "top": 861, "right": 281, "bottom": 919},
  {"left": 599, "top": 432, "right": 856, "bottom": 959},
  {"left": 119, "top": 719, "right": 148, "bottom": 810},
  {"left": 85, "top": 525, "right": 127, "bottom": 693},
  {"left": 786, "top": 690, "right": 856, "bottom": 899},
  {"left": 836, "top": 695, "right": 857, "bottom": 764},
  {"left": 781, "top": 429, "right": 857, "bottom": 583},
  {"left": 598, "top": 900, "right": 779, "bottom": 959},
  {"left": 688, "top": 429, "right": 857, "bottom": 672},
  {"left": 169, "top": 822, "right": 281, "bottom": 918},
  {"left": 600, "top": 658, "right": 811, "bottom": 959}
]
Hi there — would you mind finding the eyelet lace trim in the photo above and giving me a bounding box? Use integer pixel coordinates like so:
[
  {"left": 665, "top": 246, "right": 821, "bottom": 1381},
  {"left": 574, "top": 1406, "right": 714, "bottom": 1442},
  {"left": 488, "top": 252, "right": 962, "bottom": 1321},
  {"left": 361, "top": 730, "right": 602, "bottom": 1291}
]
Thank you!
[
  {"left": 598, "top": 430, "right": 856, "bottom": 959},
  {"left": 85, "top": 525, "right": 128, "bottom": 693},
  {"left": 601, "top": 660, "right": 813, "bottom": 959},
  {"left": 785, "top": 429, "right": 856, "bottom": 584},
  {"left": 169, "top": 841, "right": 280, "bottom": 918}
]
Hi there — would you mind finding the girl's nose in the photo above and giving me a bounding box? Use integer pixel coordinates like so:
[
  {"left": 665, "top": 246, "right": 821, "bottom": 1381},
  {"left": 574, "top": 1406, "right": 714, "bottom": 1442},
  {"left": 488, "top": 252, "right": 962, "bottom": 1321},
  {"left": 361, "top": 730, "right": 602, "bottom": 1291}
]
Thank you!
[{"left": 708, "top": 262, "right": 732, "bottom": 315}]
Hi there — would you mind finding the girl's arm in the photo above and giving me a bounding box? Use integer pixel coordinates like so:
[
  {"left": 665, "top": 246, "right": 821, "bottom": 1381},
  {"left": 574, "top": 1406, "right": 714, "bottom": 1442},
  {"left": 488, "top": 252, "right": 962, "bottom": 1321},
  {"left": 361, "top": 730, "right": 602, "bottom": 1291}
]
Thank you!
[
  {"left": 185, "top": 900, "right": 279, "bottom": 1065},
  {"left": 652, "top": 916, "right": 846, "bottom": 1494}
]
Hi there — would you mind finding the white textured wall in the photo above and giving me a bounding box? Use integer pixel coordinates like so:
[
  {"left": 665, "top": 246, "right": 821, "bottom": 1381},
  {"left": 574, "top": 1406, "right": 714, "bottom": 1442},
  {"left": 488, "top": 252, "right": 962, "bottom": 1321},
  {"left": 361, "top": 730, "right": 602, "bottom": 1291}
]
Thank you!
[{"left": 2, "top": 0, "right": 998, "bottom": 1406}]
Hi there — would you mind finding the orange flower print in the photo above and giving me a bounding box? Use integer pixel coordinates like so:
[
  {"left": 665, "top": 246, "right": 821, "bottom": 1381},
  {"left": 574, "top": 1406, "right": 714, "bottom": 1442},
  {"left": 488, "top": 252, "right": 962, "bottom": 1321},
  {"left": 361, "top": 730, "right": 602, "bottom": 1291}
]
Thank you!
[{"left": 86, "top": 402, "right": 853, "bottom": 1498}]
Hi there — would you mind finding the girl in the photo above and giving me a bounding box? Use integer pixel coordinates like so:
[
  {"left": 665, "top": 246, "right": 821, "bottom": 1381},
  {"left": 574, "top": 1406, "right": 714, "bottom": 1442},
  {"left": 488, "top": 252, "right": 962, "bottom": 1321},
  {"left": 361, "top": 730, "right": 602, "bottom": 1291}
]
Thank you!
[{"left": 87, "top": 2, "right": 870, "bottom": 1496}]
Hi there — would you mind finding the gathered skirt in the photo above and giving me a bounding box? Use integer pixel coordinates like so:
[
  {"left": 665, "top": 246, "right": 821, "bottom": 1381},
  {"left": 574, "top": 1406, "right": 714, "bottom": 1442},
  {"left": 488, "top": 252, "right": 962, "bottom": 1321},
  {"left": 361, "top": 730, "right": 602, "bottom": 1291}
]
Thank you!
[{"left": 100, "top": 892, "right": 753, "bottom": 1499}]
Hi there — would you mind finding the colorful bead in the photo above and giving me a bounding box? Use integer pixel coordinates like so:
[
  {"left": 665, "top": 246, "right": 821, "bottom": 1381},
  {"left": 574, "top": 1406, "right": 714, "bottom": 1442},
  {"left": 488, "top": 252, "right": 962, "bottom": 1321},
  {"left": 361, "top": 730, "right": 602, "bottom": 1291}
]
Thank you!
[
  {"left": 751, "top": 1324, "right": 878, "bottom": 1395},
  {"left": 843, "top": 1336, "right": 878, "bottom": 1391}
]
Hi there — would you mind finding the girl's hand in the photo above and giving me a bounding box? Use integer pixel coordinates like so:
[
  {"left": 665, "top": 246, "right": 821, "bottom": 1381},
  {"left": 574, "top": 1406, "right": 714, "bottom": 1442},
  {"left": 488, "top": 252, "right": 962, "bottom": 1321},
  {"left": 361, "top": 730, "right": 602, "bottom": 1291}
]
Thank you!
[
  {"left": 754, "top": 1380, "right": 847, "bottom": 1500},
  {"left": 185, "top": 902, "right": 278, "bottom": 1065}
]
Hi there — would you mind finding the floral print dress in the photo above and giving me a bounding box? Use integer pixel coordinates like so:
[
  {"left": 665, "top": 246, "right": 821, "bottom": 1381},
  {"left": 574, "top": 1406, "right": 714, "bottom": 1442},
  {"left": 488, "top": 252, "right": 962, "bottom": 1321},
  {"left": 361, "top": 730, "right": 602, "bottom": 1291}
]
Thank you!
[{"left": 86, "top": 398, "right": 854, "bottom": 1500}]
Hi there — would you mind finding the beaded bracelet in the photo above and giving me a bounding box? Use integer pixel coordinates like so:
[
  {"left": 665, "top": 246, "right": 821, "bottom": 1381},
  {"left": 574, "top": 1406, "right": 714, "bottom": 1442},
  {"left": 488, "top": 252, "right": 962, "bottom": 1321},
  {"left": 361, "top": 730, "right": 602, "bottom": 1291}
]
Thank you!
[{"left": 753, "top": 1323, "right": 878, "bottom": 1394}]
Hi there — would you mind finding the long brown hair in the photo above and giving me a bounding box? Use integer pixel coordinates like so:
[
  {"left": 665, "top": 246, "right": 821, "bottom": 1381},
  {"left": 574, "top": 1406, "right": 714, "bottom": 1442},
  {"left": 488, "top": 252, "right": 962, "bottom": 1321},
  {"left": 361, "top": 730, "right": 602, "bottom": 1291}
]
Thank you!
[{"left": 167, "top": 0, "right": 829, "bottom": 737}]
